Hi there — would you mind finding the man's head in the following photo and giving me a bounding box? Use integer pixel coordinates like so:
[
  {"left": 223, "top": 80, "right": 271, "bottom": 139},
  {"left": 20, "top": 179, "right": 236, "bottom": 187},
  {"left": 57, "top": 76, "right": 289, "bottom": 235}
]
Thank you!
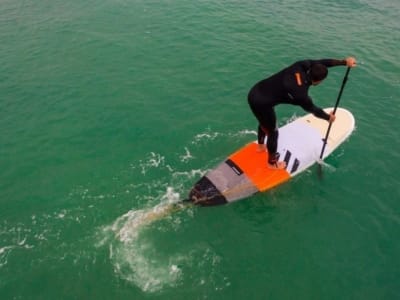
[{"left": 310, "top": 64, "right": 328, "bottom": 85}]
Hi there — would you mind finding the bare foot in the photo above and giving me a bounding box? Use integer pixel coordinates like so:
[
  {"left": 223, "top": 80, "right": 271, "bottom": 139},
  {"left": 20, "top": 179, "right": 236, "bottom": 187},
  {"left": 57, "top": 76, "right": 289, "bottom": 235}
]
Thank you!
[
  {"left": 268, "top": 161, "right": 287, "bottom": 170},
  {"left": 257, "top": 144, "right": 266, "bottom": 152}
]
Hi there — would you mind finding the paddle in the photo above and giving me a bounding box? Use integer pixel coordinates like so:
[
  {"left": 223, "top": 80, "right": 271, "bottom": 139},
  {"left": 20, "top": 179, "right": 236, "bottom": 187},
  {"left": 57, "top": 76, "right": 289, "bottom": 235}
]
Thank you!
[{"left": 318, "top": 67, "right": 351, "bottom": 177}]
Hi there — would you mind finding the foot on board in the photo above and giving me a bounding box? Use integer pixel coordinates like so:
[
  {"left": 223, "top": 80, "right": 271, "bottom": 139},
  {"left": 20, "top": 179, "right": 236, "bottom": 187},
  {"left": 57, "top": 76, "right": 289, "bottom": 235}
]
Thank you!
[
  {"left": 268, "top": 152, "right": 286, "bottom": 170},
  {"left": 268, "top": 161, "right": 287, "bottom": 170},
  {"left": 256, "top": 144, "right": 266, "bottom": 152}
]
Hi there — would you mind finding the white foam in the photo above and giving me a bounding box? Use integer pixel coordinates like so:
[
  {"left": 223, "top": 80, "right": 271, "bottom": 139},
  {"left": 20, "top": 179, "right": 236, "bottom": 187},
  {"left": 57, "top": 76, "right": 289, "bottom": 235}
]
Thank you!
[
  {"left": 180, "top": 147, "right": 194, "bottom": 163},
  {"left": 192, "top": 131, "right": 221, "bottom": 144},
  {"left": 0, "top": 245, "right": 13, "bottom": 255},
  {"left": 110, "top": 241, "right": 183, "bottom": 293},
  {"left": 0, "top": 246, "right": 14, "bottom": 267},
  {"left": 0, "top": 250, "right": 9, "bottom": 268},
  {"left": 172, "top": 169, "right": 206, "bottom": 180},
  {"left": 235, "top": 129, "right": 257, "bottom": 136},
  {"left": 97, "top": 186, "right": 191, "bottom": 292},
  {"left": 285, "top": 113, "right": 299, "bottom": 124},
  {"left": 139, "top": 152, "right": 166, "bottom": 175}
]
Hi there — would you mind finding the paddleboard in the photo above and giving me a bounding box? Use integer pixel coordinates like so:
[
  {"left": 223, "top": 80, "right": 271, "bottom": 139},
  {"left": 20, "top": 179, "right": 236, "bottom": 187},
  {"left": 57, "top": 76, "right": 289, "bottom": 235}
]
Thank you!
[{"left": 188, "top": 107, "right": 355, "bottom": 206}]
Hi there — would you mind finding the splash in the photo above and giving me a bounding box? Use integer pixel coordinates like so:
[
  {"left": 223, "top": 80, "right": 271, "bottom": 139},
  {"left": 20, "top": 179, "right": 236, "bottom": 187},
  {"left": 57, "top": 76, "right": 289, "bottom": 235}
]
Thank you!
[
  {"left": 113, "top": 190, "right": 182, "bottom": 243},
  {"left": 96, "top": 129, "right": 251, "bottom": 292},
  {"left": 316, "top": 159, "right": 337, "bottom": 172},
  {"left": 97, "top": 185, "right": 228, "bottom": 293},
  {"left": 98, "top": 187, "right": 189, "bottom": 292}
]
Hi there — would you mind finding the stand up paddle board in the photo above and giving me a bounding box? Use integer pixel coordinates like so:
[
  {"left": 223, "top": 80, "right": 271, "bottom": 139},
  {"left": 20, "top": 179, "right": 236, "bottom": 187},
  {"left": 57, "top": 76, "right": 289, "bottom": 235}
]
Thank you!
[{"left": 188, "top": 107, "right": 355, "bottom": 206}]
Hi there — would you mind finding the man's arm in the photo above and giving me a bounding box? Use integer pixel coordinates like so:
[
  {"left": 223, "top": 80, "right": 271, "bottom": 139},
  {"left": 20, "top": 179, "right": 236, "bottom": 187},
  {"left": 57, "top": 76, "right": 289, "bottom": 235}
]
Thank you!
[
  {"left": 311, "top": 57, "right": 357, "bottom": 68},
  {"left": 299, "top": 96, "right": 330, "bottom": 120}
]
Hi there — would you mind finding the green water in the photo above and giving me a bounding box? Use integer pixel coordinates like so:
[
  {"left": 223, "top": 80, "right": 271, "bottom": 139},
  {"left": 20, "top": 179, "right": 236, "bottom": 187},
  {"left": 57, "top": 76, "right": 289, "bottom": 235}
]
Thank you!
[{"left": 1, "top": 0, "right": 400, "bottom": 299}]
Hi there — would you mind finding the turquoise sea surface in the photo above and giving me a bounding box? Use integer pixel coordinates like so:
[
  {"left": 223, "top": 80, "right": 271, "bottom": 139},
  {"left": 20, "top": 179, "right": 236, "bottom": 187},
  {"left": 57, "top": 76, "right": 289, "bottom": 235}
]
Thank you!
[{"left": 1, "top": 0, "right": 400, "bottom": 299}]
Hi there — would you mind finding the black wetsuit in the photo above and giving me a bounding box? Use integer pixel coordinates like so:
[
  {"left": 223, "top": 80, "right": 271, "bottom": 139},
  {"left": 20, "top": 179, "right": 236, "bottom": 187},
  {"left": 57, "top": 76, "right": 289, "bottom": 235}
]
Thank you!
[{"left": 247, "top": 58, "right": 346, "bottom": 163}]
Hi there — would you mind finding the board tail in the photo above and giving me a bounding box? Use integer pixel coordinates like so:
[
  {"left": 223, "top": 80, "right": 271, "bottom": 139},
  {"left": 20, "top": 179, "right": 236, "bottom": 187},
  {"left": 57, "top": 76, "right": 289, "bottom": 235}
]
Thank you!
[{"left": 188, "top": 176, "right": 228, "bottom": 206}]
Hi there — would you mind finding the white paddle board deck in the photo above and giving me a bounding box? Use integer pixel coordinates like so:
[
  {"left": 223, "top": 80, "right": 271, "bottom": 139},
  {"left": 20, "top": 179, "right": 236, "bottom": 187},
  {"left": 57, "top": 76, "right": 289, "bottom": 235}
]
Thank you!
[{"left": 188, "top": 107, "right": 355, "bottom": 206}]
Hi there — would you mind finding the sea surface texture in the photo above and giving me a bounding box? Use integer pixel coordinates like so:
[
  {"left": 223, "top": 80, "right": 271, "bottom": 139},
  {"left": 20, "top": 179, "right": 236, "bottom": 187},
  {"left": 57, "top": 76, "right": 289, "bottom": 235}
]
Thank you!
[{"left": 1, "top": 0, "right": 399, "bottom": 299}]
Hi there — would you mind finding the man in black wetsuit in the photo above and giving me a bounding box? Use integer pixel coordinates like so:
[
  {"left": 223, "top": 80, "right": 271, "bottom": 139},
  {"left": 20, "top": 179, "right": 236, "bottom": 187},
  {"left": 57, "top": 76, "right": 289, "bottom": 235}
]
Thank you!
[{"left": 248, "top": 57, "right": 357, "bottom": 169}]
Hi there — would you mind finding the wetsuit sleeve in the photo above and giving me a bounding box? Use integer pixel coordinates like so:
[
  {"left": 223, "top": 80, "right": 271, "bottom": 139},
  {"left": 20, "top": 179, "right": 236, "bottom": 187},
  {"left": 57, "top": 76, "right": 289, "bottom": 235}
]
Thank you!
[
  {"left": 310, "top": 59, "right": 346, "bottom": 68},
  {"left": 299, "top": 96, "right": 330, "bottom": 121}
]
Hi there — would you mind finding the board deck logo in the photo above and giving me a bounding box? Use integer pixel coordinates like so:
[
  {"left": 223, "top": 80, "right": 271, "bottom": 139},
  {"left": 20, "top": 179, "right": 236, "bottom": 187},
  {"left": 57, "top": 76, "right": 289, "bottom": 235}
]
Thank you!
[
  {"left": 283, "top": 149, "right": 300, "bottom": 174},
  {"left": 225, "top": 159, "right": 243, "bottom": 175}
]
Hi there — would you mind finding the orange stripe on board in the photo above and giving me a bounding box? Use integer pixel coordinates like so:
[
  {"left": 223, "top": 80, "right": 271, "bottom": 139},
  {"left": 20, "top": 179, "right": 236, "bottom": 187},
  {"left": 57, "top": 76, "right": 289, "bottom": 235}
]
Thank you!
[{"left": 229, "top": 143, "right": 291, "bottom": 192}]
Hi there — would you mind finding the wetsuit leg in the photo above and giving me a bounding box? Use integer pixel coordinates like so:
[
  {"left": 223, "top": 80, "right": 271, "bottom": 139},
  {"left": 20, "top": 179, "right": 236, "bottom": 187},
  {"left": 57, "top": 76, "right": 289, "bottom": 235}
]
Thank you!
[
  {"left": 257, "top": 107, "right": 278, "bottom": 162},
  {"left": 257, "top": 125, "right": 266, "bottom": 144},
  {"left": 248, "top": 90, "right": 272, "bottom": 145},
  {"left": 248, "top": 90, "right": 279, "bottom": 162},
  {"left": 266, "top": 127, "right": 279, "bottom": 163}
]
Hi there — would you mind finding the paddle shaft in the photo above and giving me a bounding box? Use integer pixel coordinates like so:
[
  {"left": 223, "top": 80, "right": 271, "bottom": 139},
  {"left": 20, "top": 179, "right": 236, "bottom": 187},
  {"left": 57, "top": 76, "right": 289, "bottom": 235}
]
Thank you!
[{"left": 319, "top": 67, "right": 351, "bottom": 159}]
